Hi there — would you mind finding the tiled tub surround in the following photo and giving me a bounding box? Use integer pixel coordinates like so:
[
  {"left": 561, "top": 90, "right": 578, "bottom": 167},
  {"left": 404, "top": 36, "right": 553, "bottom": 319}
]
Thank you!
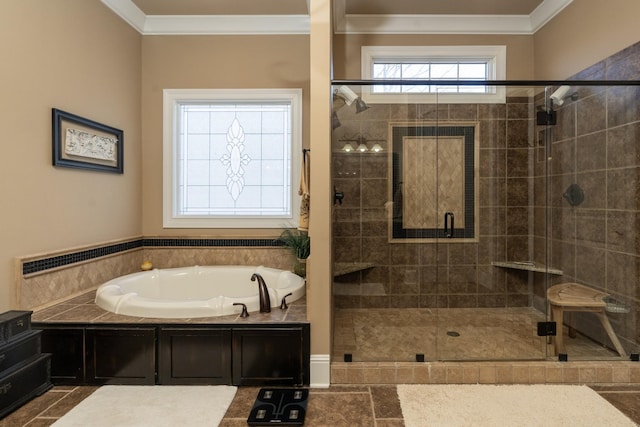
[
  {"left": 15, "top": 237, "right": 295, "bottom": 311},
  {"left": 31, "top": 289, "right": 307, "bottom": 324},
  {"left": 32, "top": 289, "right": 309, "bottom": 387}
]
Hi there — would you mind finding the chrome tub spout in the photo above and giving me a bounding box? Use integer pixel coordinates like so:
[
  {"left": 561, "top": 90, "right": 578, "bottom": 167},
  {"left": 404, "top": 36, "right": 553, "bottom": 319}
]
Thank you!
[{"left": 251, "top": 273, "right": 271, "bottom": 313}]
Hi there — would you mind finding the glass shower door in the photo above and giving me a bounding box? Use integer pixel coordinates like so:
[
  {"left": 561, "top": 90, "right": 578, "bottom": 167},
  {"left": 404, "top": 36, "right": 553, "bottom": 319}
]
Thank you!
[
  {"left": 431, "top": 85, "right": 550, "bottom": 361},
  {"left": 544, "top": 83, "right": 639, "bottom": 361}
]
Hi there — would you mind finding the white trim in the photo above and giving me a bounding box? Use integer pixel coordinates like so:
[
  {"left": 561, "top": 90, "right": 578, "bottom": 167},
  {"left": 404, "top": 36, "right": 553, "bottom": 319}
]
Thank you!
[
  {"left": 101, "top": 0, "right": 309, "bottom": 35},
  {"left": 162, "top": 88, "right": 303, "bottom": 229},
  {"left": 100, "top": 0, "right": 146, "bottom": 33},
  {"left": 144, "top": 15, "right": 309, "bottom": 35},
  {"left": 102, "top": 0, "right": 572, "bottom": 36},
  {"left": 334, "top": 0, "right": 573, "bottom": 35},
  {"left": 310, "top": 354, "right": 331, "bottom": 388},
  {"left": 340, "top": 14, "right": 533, "bottom": 35},
  {"left": 530, "top": 0, "right": 575, "bottom": 33},
  {"left": 361, "top": 45, "right": 506, "bottom": 104}
]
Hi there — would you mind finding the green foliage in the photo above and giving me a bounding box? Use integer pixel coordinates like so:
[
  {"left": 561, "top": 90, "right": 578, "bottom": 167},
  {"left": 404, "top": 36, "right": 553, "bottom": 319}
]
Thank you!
[{"left": 278, "top": 229, "right": 310, "bottom": 259}]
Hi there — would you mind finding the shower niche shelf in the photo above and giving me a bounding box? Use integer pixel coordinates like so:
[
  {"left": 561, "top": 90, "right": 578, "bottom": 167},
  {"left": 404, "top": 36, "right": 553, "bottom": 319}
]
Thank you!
[
  {"left": 492, "top": 261, "right": 563, "bottom": 276},
  {"left": 333, "top": 262, "right": 375, "bottom": 277}
]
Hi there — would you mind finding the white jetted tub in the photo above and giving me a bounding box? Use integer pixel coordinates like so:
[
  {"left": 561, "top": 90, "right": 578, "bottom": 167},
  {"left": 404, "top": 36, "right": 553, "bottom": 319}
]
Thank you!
[{"left": 95, "top": 265, "right": 305, "bottom": 319}]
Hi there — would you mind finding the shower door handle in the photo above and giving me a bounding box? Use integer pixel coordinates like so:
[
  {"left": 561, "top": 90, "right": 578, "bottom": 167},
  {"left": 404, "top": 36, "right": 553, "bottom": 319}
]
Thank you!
[
  {"left": 334, "top": 186, "right": 344, "bottom": 205},
  {"left": 444, "top": 212, "right": 454, "bottom": 238}
]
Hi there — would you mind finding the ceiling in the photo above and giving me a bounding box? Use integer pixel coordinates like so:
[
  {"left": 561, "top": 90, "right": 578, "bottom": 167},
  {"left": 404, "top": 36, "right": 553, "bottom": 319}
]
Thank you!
[{"left": 101, "top": 0, "right": 572, "bottom": 35}]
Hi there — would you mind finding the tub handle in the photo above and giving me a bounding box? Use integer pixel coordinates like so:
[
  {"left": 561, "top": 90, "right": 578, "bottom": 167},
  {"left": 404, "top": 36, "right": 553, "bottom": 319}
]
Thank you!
[
  {"left": 280, "top": 293, "right": 293, "bottom": 310},
  {"left": 233, "top": 303, "right": 249, "bottom": 318}
]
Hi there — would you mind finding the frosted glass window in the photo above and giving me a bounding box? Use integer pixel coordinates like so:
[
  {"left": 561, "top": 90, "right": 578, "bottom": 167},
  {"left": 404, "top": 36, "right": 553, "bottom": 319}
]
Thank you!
[
  {"left": 163, "top": 89, "right": 302, "bottom": 228},
  {"left": 372, "top": 61, "right": 488, "bottom": 94},
  {"left": 362, "top": 46, "right": 506, "bottom": 103}
]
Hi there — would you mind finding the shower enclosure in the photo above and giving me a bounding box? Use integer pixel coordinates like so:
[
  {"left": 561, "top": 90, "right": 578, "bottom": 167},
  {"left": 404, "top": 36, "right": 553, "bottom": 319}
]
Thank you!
[{"left": 331, "top": 81, "right": 640, "bottom": 363}]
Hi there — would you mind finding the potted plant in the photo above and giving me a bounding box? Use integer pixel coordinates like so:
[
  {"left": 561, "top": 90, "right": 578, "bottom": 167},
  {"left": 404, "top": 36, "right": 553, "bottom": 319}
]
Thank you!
[{"left": 278, "top": 229, "right": 310, "bottom": 277}]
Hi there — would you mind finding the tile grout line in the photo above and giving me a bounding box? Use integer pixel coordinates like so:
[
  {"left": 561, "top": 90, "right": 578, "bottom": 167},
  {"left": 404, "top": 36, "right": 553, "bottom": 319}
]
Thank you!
[{"left": 22, "top": 387, "right": 77, "bottom": 426}]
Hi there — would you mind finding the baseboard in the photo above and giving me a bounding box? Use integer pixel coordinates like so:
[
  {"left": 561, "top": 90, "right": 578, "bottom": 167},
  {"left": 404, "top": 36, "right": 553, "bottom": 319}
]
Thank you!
[{"left": 309, "top": 354, "right": 330, "bottom": 388}]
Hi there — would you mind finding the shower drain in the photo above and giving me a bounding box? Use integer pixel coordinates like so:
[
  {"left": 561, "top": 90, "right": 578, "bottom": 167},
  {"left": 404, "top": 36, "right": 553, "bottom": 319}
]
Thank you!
[{"left": 447, "top": 331, "right": 460, "bottom": 337}]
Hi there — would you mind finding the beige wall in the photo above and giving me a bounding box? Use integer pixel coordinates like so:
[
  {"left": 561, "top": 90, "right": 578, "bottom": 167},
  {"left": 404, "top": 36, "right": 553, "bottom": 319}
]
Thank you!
[
  {"left": 0, "top": 0, "right": 142, "bottom": 311},
  {"left": 140, "top": 35, "right": 310, "bottom": 238},
  {"left": 333, "top": 34, "right": 535, "bottom": 80},
  {"left": 534, "top": 0, "right": 640, "bottom": 79},
  {"left": 308, "top": 0, "right": 333, "bottom": 373}
]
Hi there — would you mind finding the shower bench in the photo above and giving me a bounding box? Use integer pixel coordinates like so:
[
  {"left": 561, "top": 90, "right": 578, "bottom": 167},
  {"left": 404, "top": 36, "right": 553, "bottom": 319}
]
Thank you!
[{"left": 547, "top": 283, "right": 627, "bottom": 358}]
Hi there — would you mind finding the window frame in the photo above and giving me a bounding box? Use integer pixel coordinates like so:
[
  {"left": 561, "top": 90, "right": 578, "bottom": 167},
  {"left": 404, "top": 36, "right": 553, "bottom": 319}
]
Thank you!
[
  {"left": 361, "top": 45, "right": 506, "bottom": 104},
  {"left": 162, "top": 88, "right": 303, "bottom": 229}
]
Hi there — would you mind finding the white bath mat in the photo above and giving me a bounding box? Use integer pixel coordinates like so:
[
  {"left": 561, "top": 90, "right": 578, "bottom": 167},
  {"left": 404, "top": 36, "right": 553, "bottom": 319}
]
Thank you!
[
  {"left": 397, "top": 384, "right": 636, "bottom": 427},
  {"left": 52, "top": 385, "right": 237, "bottom": 427}
]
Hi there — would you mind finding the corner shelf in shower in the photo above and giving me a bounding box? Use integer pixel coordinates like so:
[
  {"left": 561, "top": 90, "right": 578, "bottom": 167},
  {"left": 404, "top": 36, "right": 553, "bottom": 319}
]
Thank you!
[
  {"left": 491, "top": 261, "right": 563, "bottom": 276},
  {"left": 333, "top": 262, "right": 375, "bottom": 277}
]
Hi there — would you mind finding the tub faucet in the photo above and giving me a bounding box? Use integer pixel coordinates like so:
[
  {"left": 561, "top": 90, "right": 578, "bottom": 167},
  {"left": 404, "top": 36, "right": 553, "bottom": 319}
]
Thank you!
[{"left": 251, "top": 273, "right": 271, "bottom": 313}]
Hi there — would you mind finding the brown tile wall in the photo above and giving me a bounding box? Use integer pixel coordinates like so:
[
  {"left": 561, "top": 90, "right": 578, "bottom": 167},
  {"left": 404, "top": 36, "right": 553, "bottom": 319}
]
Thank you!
[
  {"left": 332, "top": 97, "right": 535, "bottom": 309},
  {"left": 532, "top": 42, "right": 640, "bottom": 351},
  {"left": 332, "top": 42, "right": 640, "bottom": 355}
]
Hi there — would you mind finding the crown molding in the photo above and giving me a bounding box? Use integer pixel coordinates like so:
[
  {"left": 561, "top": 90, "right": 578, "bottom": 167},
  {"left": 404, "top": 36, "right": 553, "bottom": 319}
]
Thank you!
[
  {"left": 101, "top": 0, "right": 146, "bottom": 33},
  {"left": 530, "top": 0, "right": 574, "bottom": 32},
  {"left": 143, "top": 15, "right": 310, "bottom": 35},
  {"left": 337, "top": 14, "right": 534, "bottom": 35},
  {"left": 101, "top": 0, "right": 310, "bottom": 35},
  {"left": 334, "top": 0, "right": 573, "bottom": 35},
  {"left": 101, "top": 0, "right": 572, "bottom": 36}
]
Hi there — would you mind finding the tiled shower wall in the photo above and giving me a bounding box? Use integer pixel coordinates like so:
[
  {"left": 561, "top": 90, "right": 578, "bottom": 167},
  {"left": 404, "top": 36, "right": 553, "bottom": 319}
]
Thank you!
[
  {"left": 532, "top": 41, "right": 640, "bottom": 350},
  {"left": 332, "top": 97, "right": 535, "bottom": 309},
  {"left": 333, "top": 41, "right": 640, "bottom": 319}
]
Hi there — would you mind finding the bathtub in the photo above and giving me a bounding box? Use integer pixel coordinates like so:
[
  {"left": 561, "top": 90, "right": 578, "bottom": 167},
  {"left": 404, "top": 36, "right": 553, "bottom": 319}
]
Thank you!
[{"left": 94, "top": 265, "right": 305, "bottom": 319}]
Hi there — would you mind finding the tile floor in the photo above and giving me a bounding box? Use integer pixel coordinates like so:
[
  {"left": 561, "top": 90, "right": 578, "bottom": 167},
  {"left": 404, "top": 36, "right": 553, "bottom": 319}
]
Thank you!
[
  {"left": 333, "top": 307, "right": 626, "bottom": 362},
  {"left": 7, "top": 304, "right": 637, "bottom": 425},
  {"left": 3, "top": 384, "right": 640, "bottom": 426}
]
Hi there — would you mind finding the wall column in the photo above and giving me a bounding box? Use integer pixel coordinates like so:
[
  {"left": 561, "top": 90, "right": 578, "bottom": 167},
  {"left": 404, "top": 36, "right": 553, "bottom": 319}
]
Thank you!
[{"left": 308, "top": 0, "right": 332, "bottom": 388}]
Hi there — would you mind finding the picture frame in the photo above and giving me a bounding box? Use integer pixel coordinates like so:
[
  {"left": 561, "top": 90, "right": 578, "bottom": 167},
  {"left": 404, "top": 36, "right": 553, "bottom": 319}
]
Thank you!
[{"left": 52, "top": 108, "right": 123, "bottom": 174}]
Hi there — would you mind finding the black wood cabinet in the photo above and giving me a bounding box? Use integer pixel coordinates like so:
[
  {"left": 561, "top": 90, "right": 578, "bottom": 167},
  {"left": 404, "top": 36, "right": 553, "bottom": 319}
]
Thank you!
[
  {"left": 86, "top": 327, "right": 156, "bottom": 385},
  {"left": 38, "top": 327, "right": 84, "bottom": 384},
  {"left": 232, "top": 328, "right": 308, "bottom": 386},
  {"left": 35, "top": 323, "right": 310, "bottom": 386},
  {"left": 158, "top": 328, "right": 231, "bottom": 384}
]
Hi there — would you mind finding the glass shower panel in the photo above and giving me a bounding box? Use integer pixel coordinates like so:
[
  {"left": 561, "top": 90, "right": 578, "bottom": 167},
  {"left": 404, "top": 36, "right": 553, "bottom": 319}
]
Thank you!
[
  {"left": 545, "top": 84, "right": 640, "bottom": 361},
  {"left": 431, "top": 85, "right": 549, "bottom": 361},
  {"left": 332, "top": 81, "right": 640, "bottom": 364},
  {"left": 331, "top": 83, "right": 553, "bottom": 363},
  {"left": 331, "top": 83, "right": 435, "bottom": 362}
]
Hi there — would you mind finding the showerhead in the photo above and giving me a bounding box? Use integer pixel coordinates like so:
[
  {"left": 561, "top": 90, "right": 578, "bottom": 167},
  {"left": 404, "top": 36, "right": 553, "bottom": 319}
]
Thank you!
[
  {"left": 334, "top": 85, "right": 370, "bottom": 114},
  {"left": 334, "top": 85, "right": 359, "bottom": 106},
  {"left": 355, "top": 98, "right": 370, "bottom": 113},
  {"left": 550, "top": 85, "right": 577, "bottom": 107}
]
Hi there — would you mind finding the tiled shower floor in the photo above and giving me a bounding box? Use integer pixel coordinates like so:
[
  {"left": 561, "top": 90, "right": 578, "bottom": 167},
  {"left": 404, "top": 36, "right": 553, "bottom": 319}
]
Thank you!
[{"left": 333, "top": 307, "right": 620, "bottom": 362}]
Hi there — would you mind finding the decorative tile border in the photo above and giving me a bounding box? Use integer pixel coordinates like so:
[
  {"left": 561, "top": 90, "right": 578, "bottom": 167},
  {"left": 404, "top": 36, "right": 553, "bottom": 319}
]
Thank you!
[
  {"left": 21, "top": 237, "right": 284, "bottom": 276},
  {"left": 142, "top": 238, "right": 283, "bottom": 248},
  {"left": 22, "top": 240, "right": 143, "bottom": 275}
]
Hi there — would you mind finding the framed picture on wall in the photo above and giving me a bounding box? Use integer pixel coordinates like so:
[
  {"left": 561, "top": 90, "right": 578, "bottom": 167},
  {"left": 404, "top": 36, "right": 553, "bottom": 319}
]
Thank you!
[{"left": 52, "top": 108, "right": 123, "bottom": 174}]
